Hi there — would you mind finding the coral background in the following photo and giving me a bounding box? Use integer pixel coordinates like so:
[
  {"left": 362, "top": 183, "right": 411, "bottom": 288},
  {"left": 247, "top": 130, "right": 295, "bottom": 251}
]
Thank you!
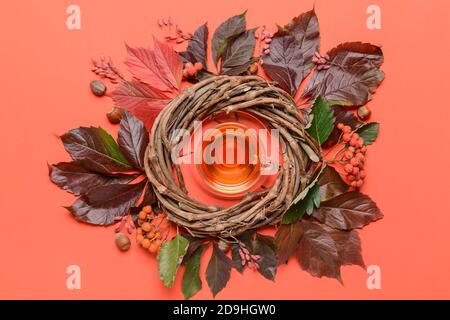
[{"left": 1, "top": 0, "right": 450, "bottom": 299}]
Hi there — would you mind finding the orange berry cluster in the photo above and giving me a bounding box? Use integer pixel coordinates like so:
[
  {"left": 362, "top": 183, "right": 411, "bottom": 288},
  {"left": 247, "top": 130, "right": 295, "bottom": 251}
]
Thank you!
[
  {"left": 182, "top": 62, "right": 203, "bottom": 79},
  {"left": 136, "top": 206, "right": 162, "bottom": 254},
  {"left": 337, "top": 123, "right": 368, "bottom": 188}
]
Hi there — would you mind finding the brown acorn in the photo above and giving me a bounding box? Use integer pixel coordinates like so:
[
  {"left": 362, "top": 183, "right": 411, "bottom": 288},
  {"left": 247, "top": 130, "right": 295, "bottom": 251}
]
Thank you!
[
  {"left": 107, "top": 106, "right": 124, "bottom": 124},
  {"left": 357, "top": 105, "right": 372, "bottom": 121},
  {"left": 90, "top": 80, "right": 107, "bottom": 97},
  {"left": 115, "top": 232, "right": 131, "bottom": 251}
]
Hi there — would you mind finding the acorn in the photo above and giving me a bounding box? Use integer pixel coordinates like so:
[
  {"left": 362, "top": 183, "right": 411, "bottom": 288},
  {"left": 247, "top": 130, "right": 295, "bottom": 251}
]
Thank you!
[
  {"left": 107, "top": 106, "right": 124, "bottom": 124},
  {"left": 115, "top": 232, "right": 131, "bottom": 251},
  {"left": 357, "top": 105, "right": 372, "bottom": 121},
  {"left": 90, "top": 80, "right": 107, "bottom": 97}
]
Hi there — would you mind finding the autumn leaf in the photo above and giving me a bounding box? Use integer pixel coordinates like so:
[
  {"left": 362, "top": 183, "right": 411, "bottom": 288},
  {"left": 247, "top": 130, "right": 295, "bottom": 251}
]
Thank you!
[
  {"left": 211, "top": 11, "right": 247, "bottom": 66},
  {"left": 206, "top": 244, "right": 232, "bottom": 297},
  {"left": 182, "top": 245, "right": 204, "bottom": 300},
  {"left": 181, "top": 235, "right": 205, "bottom": 264},
  {"left": 262, "top": 10, "right": 320, "bottom": 96},
  {"left": 118, "top": 111, "right": 149, "bottom": 170},
  {"left": 275, "top": 222, "right": 303, "bottom": 265},
  {"left": 125, "top": 39, "right": 182, "bottom": 93},
  {"left": 253, "top": 234, "right": 277, "bottom": 281},
  {"left": 307, "top": 96, "right": 335, "bottom": 145},
  {"left": 180, "top": 23, "right": 209, "bottom": 67},
  {"left": 303, "top": 42, "right": 384, "bottom": 106},
  {"left": 282, "top": 185, "right": 320, "bottom": 224},
  {"left": 296, "top": 220, "right": 342, "bottom": 282},
  {"left": 67, "top": 179, "right": 147, "bottom": 225},
  {"left": 220, "top": 29, "right": 256, "bottom": 75},
  {"left": 317, "top": 165, "right": 348, "bottom": 202},
  {"left": 61, "top": 127, "right": 132, "bottom": 172},
  {"left": 48, "top": 161, "right": 136, "bottom": 196},
  {"left": 356, "top": 122, "right": 380, "bottom": 145},
  {"left": 110, "top": 81, "right": 170, "bottom": 130},
  {"left": 312, "top": 191, "right": 383, "bottom": 230}
]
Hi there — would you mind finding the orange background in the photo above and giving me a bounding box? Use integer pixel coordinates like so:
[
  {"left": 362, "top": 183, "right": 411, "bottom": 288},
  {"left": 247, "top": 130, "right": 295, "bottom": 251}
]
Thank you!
[{"left": 1, "top": 0, "right": 450, "bottom": 299}]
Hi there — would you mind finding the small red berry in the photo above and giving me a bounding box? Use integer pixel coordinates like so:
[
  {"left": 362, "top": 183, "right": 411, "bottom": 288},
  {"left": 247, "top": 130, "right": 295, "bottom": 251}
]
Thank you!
[
  {"left": 182, "top": 69, "right": 189, "bottom": 78},
  {"left": 344, "top": 150, "right": 354, "bottom": 159},
  {"left": 343, "top": 126, "right": 351, "bottom": 133},
  {"left": 337, "top": 123, "right": 344, "bottom": 130},
  {"left": 194, "top": 62, "right": 203, "bottom": 71},
  {"left": 344, "top": 164, "right": 353, "bottom": 173},
  {"left": 356, "top": 179, "right": 364, "bottom": 188},
  {"left": 361, "top": 146, "right": 367, "bottom": 154},
  {"left": 343, "top": 133, "right": 352, "bottom": 142},
  {"left": 352, "top": 167, "right": 360, "bottom": 175},
  {"left": 348, "top": 146, "right": 355, "bottom": 153},
  {"left": 350, "top": 157, "right": 360, "bottom": 167},
  {"left": 350, "top": 181, "right": 358, "bottom": 187},
  {"left": 359, "top": 170, "right": 367, "bottom": 179},
  {"left": 352, "top": 133, "right": 360, "bottom": 140},
  {"left": 355, "top": 153, "right": 364, "bottom": 160},
  {"left": 347, "top": 174, "right": 356, "bottom": 181},
  {"left": 187, "top": 65, "right": 196, "bottom": 76}
]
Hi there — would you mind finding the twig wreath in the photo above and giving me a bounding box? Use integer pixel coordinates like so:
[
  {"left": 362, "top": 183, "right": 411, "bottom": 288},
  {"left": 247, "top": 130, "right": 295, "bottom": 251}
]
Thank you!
[{"left": 49, "top": 9, "right": 384, "bottom": 298}]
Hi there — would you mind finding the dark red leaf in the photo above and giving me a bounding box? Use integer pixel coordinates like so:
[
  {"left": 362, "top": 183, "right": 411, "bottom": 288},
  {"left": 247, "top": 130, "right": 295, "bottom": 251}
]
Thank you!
[
  {"left": 231, "top": 243, "right": 245, "bottom": 273},
  {"left": 262, "top": 10, "right": 320, "bottom": 96},
  {"left": 180, "top": 23, "right": 208, "bottom": 67},
  {"left": 253, "top": 234, "right": 277, "bottom": 281},
  {"left": 67, "top": 179, "right": 147, "bottom": 225},
  {"left": 211, "top": 11, "right": 247, "bottom": 66},
  {"left": 60, "top": 127, "right": 132, "bottom": 172},
  {"left": 322, "top": 225, "right": 365, "bottom": 269},
  {"left": 323, "top": 106, "right": 362, "bottom": 148},
  {"left": 317, "top": 165, "right": 348, "bottom": 202},
  {"left": 110, "top": 81, "right": 170, "bottom": 131},
  {"left": 118, "top": 111, "right": 149, "bottom": 170},
  {"left": 220, "top": 29, "right": 256, "bottom": 75},
  {"left": 206, "top": 244, "right": 232, "bottom": 297},
  {"left": 296, "top": 220, "right": 341, "bottom": 281},
  {"left": 313, "top": 191, "right": 383, "bottom": 230},
  {"left": 182, "top": 235, "right": 205, "bottom": 264},
  {"left": 274, "top": 222, "right": 303, "bottom": 265},
  {"left": 49, "top": 161, "right": 137, "bottom": 196},
  {"left": 303, "top": 42, "right": 384, "bottom": 106}
]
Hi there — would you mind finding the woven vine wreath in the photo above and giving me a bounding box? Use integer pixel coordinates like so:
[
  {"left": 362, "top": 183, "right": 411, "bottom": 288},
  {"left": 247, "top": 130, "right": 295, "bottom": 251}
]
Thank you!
[
  {"left": 144, "top": 75, "right": 321, "bottom": 238},
  {"left": 49, "top": 9, "right": 384, "bottom": 299}
]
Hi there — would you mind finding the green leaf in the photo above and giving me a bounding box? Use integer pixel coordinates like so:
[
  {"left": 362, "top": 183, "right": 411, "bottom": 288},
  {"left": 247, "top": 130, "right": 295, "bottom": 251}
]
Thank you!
[
  {"left": 282, "top": 185, "right": 321, "bottom": 224},
  {"left": 292, "top": 163, "right": 326, "bottom": 205},
  {"left": 157, "top": 235, "right": 189, "bottom": 288},
  {"left": 356, "top": 122, "right": 380, "bottom": 145},
  {"left": 307, "top": 97, "right": 335, "bottom": 145},
  {"left": 206, "top": 244, "right": 232, "bottom": 297},
  {"left": 181, "top": 246, "right": 203, "bottom": 300},
  {"left": 211, "top": 11, "right": 247, "bottom": 66}
]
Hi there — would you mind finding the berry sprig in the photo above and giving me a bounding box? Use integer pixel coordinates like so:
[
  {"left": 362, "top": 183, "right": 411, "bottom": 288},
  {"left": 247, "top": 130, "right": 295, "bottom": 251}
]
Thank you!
[
  {"left": 182, "top": 62, "right": 203, "bottom": 79},
  {"left": 157, "top": 17, "right": 192, "bottom": 44},
  {"left": 91, "top": 57, "right": 125, "bottom": 84},
  {"left": 114, "top": 214, "right": 136, "bottom": 234},
  {"left": 135, "top": 205, "right": 165, "bottom": 254},
  {"left": 337, "top": 123, "right": 367, "bottom": 188},
  {"left": 237, "top": 242, "right": 261, "bottom": 270},
  {"left": 256, "top": 25, "right": 273, "bottom": 60},
  {"left": 312, "top": 51, "right": 330, "bottom": 71}
]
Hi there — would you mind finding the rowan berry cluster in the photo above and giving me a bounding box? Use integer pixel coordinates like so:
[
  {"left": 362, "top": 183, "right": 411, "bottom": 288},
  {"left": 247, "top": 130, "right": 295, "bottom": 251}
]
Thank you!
[
  {"left": 135, "top": 205, "right": 163, "bottom": 254},
  {"left": 337, "top": 123, "right": 368, "bottom": 188},
  {"left": 158, "top": 17, "right": 192, "bottom": 44},
  {"left": 237, "top": 242, "right": 261, "bottom": 270},
  {"left": 182, "top": 62, "right": 203, "bottom": 79}
]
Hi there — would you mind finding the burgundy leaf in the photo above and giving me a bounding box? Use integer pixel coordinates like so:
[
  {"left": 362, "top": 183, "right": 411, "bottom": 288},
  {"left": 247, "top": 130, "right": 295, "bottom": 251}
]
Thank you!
[
  {"left": 296, "top": 220, "right": 341, "bottom": 281},
  {"left": 49, "top": 161, "right": 137, "bottom": 196},
  {"left": 181, "top": 235, "right": 205, "bottom": 264},
  {"left": 317, "top": 165, "right": 348, "bottom": 202},
  {"left": 323, "top": 106, "right": 362, "bottom": 148},
  {"left": 323, "top": 225, "right": 365, "bottom": 269},
  {"left": 303, "top": 42, "right": 384, "bottom": 106},
  {"left": 253, "top": 234, "right": 277, "bottom": 281},
  {"left": 206, "top": 244, "right": 232, "bottom": 297},
  {"left": 60, "top": 127, "right": 132, "bottom": 172},
  {"left": 275, "top": 222, "right": 303, "bottom": 265},
  {"left": 221, "top": 29, "right": 256, "bottom": 74},
  {"left": 313, "top": 191, "right": 383, "bottom": 230},
  {"left": 211, "top": 11, "right": 247, "bottom": 66},
  {"left": 231, "top": 243, "right": 245, "bottom": 273},
  {"left": 262, "top": 10, "right": 320, "bottom": 96},
  {"left": 180, "top": 23, "right": 208, "bottom": 67},
  {"left": 110, "top": 81, "right": 170, "bottom": 131},
  {"left": 118, "top": 111, "right": 149, "bottom": 170},
  {"left": 67, "top": 179, "right": 147, "bottom": 225}
]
